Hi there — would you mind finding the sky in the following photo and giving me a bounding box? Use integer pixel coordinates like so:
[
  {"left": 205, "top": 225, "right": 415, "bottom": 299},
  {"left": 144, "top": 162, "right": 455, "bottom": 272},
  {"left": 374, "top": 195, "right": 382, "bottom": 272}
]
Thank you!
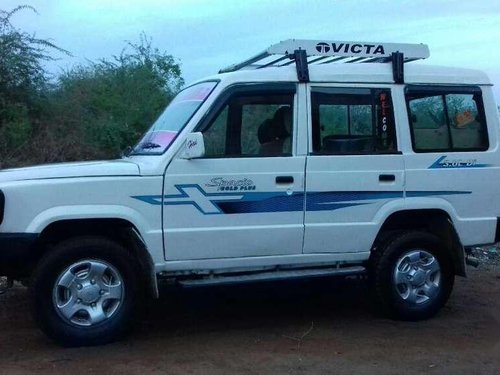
[{"left": 3, "top": 0, "right": 500, "bottom": 102}]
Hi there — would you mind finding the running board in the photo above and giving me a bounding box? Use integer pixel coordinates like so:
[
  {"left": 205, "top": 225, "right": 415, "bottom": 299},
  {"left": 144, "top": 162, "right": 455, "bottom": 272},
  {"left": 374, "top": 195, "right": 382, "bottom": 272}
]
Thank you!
[{"left": 177, "top": 266, "right": 366, "bottom": 287}]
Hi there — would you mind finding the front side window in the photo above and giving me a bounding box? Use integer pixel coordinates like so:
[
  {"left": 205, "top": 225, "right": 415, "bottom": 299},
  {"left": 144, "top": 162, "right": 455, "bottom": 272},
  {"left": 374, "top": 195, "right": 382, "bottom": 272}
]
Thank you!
[
  {"left": 132, "top": 81, "right": 218, "bottom": 155},
  {"left": 201, "top": 90, "right": 295, "bottom": 158},
  {"left": 406, "top": 86, "right": 488, "bottom": 152},
  {"left": 311, "top": 87, "right": 397, "bottom": 154}
]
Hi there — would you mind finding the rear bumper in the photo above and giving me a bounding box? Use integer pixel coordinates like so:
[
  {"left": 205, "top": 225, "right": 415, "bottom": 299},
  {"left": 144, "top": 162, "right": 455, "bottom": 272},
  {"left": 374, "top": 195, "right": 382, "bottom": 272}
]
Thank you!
[{"left": 0, "top": 233, "right": 39, "bottom": 277}]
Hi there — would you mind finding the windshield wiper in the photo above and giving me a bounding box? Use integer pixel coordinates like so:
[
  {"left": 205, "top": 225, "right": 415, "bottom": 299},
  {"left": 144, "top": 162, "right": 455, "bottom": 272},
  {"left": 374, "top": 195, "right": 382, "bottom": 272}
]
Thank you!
[
  {"left": 141, "top": 141, "right": 162, "bottom": 150},
  {"left": 122, "top": 145, "right": 133, "bottom": 157}
]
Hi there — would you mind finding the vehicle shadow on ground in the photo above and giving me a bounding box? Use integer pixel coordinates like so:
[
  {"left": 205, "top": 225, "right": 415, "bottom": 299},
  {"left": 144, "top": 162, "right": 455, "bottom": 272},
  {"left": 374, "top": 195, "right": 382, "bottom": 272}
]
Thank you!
[{"left": 138, "top": 276, "right": 373, "bottom": 338}]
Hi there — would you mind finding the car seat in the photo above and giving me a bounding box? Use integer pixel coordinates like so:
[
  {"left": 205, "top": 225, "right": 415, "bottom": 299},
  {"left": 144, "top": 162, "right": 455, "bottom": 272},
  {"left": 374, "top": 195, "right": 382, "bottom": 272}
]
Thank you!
[{"left": 258, "top": 106, "right": 292, "bottom": 155}]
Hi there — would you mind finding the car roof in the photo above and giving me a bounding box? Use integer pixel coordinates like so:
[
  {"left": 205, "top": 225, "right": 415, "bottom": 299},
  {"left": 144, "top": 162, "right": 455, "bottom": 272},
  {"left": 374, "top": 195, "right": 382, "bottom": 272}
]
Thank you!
[{"left": 197, "top": 63, "right": 491, "bottom": 87}]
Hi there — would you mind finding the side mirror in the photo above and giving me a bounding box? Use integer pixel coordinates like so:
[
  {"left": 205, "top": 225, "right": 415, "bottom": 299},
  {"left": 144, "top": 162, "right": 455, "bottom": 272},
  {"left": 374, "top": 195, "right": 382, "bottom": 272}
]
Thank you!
[{"left": 179, "top": 132, "right": 205, "bottom": 159}]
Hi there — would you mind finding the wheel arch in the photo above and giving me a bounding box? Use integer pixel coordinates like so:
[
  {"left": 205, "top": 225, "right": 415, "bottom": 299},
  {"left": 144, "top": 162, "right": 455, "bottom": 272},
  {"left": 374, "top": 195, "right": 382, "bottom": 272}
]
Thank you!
[
  {"left": 37, "top": 218, "right": 159, "bottom": 298},
  {"left": 372, "top": 209, "right": 466, "bottom": 277}
]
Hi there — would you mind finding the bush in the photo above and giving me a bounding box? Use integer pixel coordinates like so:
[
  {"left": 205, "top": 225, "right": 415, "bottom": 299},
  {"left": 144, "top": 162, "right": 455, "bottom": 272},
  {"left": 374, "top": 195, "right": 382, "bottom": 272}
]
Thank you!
[
  {"left": 0, "top": 5, "right": 67, "bottom": 167},
  {"left": 51, "top": 34, "right": 184, "bottom": 159},
  {"left": 0, "top": 6, "right": 184, "bottom": 168}
]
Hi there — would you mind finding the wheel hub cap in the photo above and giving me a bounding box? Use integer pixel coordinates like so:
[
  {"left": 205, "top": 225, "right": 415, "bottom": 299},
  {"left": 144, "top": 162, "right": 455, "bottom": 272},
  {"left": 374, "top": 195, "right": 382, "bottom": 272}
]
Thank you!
[
  {"left": 52, "top": 260, "right": 124, "bottom": 327},
  {"left": 79, "top": 284, "right": 101, "bottom": 304},
  {"left": 409, "top": 270, "right": 426, "bottom": 286},
  {"left": 393, "top": 250, "right": 441, "bottom": 305}
]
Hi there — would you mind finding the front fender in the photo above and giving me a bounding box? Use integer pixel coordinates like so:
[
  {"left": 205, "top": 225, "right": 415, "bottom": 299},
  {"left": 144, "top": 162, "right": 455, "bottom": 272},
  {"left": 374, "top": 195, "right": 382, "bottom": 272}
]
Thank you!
[{"left": 26, "top": 205, "right": 150, "bottom": 235}]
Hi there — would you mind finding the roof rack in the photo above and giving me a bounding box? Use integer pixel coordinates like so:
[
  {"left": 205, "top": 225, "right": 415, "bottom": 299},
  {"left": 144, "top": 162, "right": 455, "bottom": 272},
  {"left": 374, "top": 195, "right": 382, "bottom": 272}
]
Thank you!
[{"left": 219, "top": 39, "right": 430, "bottom": 84}]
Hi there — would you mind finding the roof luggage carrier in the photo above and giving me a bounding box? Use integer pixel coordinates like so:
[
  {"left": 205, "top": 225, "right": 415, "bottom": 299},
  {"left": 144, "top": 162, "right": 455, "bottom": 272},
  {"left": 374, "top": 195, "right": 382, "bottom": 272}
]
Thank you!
[{"left": 219, "top": 39, "right": 430, "bottom": 84}]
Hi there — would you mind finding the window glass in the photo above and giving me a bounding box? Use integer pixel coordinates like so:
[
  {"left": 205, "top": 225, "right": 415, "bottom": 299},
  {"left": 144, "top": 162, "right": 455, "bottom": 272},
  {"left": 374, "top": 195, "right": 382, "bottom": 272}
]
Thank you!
[
  {"left": 202, "top": 92, "right": 294, "bottom": 158},
  {"left": 406, "top": 88, "right": 488, "bottom": 152},
  {"left": 311, "top": 88, "right": 396, "bottom": 154},
  {"left": 241, "top": 104, "right": 282, "bottom": 155},
  {"left": 204, "top": 107, "right": 227, "bottom": 156},
  {"left": 408, "top": 95, "right": 449, "bottom": 150},
  {"left": 319, "top": 105, "right": 348, "bottom": 136},
  {"left": 447, "top": 94, "right": 484, "bottom": 149},
  {"left": 351, "top": 105, "right": 372, "bottom": 135},
  {"left": 133, "top": 81, "right": 217, "bottom": 155}
]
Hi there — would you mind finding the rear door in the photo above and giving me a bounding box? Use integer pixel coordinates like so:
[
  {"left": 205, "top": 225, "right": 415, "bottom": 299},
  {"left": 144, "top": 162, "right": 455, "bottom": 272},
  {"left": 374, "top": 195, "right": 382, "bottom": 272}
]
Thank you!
[{"left": 303, "top": 85, "right": 405, "bottom": 254}]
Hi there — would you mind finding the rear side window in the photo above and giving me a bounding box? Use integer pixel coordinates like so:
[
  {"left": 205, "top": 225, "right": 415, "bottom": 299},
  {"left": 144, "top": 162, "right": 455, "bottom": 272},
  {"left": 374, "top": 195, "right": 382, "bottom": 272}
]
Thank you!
[
  {"left": 406, "top": 86, "right": 488, "bottom": 152},
  {"left": 311, "top": 87, "right": 397, "bottom": 154}
]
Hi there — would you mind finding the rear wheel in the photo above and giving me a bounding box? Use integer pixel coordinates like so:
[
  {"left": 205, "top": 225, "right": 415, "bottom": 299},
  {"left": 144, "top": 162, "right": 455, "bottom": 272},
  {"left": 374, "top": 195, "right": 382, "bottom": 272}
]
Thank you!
[
  {"left": 371, "top": 231, "right": 454, "bottom": 320},
  {"left": 31, "top": 236, "right": 143, "bottom": 346}
]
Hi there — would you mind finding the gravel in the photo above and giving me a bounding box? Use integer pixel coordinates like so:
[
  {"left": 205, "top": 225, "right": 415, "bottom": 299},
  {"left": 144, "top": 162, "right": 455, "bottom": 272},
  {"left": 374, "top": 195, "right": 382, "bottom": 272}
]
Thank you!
[{"left": 471, "top": 244, "right": 500, "bottom": 266}]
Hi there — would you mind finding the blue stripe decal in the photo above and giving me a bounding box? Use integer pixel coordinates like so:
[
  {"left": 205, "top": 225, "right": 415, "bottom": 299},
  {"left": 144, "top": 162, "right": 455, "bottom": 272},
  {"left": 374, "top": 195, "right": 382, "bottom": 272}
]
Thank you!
[
  {"left": 133, "top": 185, "right": 470, "bottom": 215},
  {"left": 406, "top": 190, "right": 471, "bottom": 198},
  {"left": 216, "top": 193, "right": 304, "bottom": 214}
]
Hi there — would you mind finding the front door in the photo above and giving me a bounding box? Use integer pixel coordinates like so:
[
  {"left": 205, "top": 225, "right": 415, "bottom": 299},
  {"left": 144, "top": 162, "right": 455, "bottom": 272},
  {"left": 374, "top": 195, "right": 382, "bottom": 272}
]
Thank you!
[{"left": 163, "top": 83, "right": 306, "bottom": 260}]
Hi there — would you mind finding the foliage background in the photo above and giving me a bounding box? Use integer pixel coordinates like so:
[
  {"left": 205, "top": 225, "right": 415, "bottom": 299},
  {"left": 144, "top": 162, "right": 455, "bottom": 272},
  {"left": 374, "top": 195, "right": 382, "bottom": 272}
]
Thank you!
[{"left": 0, "top": 6, "right": 183, "bottom": 168}]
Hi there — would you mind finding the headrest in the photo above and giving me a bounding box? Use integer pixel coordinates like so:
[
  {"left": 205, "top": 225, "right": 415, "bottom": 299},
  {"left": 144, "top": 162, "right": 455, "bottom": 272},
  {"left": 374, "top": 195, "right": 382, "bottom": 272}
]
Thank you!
[{"left": 258, "top": 106, "right": 292, "bottom": 144}]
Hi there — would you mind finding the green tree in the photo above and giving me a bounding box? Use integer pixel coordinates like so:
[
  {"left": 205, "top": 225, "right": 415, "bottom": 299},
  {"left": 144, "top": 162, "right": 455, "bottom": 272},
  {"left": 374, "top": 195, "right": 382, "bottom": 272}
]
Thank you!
[
  {"left": 0, "top": 5, "right": 183, "bottom": 167},
  {"left": 0, "top": 5, "right": 69, "bottom": 165},
  {"left": 48, "top": 33, "right": 184, "bottom": 160}
]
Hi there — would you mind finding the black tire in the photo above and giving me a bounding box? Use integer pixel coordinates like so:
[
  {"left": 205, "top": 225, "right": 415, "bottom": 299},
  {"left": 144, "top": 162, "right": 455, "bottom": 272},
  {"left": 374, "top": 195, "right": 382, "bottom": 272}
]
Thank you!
[
  {"left": 30, "top": 236, "right": 143, "bottom": 347},
  {"left": 370, "top": 231, "right": 454, "bottom": 321}
]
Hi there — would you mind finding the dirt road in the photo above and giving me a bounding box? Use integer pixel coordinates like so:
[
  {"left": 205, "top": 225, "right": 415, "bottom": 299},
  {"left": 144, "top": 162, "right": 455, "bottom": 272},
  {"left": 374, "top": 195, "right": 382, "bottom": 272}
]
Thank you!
[{"left": 1, "top": 265, "right": 499, "bottom": 375}]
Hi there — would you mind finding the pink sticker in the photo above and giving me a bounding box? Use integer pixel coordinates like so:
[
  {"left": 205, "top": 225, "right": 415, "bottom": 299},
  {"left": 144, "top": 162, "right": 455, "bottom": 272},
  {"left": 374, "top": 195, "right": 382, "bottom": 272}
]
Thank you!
[
  {"left": 149, "top": 130, "right": 178, "bottom": 149},
  {"left": 178, "top": 86, "right": 212, "bottom": 102}
]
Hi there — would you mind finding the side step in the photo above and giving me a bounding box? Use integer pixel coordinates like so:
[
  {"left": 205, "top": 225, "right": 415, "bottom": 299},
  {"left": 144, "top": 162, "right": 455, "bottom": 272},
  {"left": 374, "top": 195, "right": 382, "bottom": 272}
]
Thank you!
[{"left": 177, "top": 266, "right": 366, "bottom": 287}]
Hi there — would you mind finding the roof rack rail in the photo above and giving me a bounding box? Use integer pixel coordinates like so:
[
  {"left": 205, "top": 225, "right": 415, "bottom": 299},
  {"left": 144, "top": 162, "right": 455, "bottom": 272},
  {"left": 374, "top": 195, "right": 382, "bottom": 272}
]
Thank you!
[{"left": 219, "top": 39, "right": 430, "bottom": 84}]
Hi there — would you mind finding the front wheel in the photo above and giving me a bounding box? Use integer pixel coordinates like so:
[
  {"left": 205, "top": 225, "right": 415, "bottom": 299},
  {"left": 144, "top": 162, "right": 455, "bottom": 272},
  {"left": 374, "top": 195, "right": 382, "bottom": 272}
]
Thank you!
[
  {"left": 31, "top": 236, "right": 143, "bottom": 346},
  {"left": 370, "top": 231, "right": 455, "bottom": 321}
]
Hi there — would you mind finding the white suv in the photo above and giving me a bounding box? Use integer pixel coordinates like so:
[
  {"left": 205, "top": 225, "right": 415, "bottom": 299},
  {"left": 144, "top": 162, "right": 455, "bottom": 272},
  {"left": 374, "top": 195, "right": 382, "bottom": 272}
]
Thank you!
[{"left": 0, "top": 40, "right": 497, "bottom": 346}]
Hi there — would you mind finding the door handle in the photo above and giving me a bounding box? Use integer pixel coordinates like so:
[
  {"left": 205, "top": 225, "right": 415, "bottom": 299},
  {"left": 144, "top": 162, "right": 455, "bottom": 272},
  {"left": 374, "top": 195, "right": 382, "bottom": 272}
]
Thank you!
[
  {"left": 276, "top": 176, "right": 294, "bottom": 184},
  {"left": 379, "top": 174, "right": 396, "bottom": 182}
]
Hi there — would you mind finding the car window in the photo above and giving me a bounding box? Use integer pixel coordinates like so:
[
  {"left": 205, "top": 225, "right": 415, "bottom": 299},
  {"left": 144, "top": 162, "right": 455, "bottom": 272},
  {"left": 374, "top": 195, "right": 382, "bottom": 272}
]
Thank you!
[
  {"left": 406, "top": 87, "right": 488, "bottom": 152},
  {"left": 133, "top": 81, "right": 217, "bottom": 155},
  {"left": 202, "top": 92, "right": 294, "bottom": 158},
  {"left": 311, "top": 87, "right": 397, "bottom": 154}
]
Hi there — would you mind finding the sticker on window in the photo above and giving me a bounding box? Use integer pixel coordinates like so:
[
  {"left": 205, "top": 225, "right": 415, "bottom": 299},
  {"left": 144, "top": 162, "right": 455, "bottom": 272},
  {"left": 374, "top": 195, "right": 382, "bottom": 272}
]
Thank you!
[
  {"left": 140, "top": 131, "right": 178, "bottom": 151},
  {"left": 454, "top": 111, "right": 474, "bottom": 128}
]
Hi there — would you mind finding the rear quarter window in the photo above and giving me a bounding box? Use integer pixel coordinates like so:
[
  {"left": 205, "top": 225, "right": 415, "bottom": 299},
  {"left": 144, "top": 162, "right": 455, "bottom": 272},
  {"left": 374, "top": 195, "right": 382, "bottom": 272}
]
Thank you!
[{"left": 405, "top": 86, "right": 488, "bottom": 152}]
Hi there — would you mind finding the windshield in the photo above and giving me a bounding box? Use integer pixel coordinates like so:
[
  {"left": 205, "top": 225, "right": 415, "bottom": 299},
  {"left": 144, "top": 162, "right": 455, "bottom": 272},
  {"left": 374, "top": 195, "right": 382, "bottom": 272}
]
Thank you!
[{"left": 131, "top": 81, "right": 218, "bottom": 155}]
